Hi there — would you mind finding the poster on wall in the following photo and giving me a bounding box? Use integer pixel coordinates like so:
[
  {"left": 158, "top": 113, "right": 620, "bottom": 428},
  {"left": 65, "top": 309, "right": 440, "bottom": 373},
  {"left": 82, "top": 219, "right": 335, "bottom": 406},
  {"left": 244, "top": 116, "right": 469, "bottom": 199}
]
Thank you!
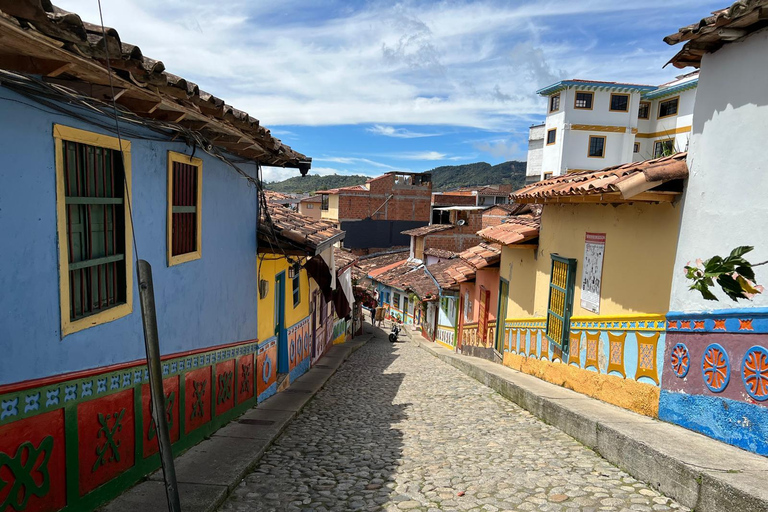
[{"left": 580, "top": 232, "right": 606, "bottom": 314}]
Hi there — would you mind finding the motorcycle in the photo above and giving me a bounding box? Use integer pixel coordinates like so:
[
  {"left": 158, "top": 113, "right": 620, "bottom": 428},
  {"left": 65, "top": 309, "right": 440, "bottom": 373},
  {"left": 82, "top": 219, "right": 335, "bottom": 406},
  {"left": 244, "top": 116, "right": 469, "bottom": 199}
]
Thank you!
[{"left": 388, "top": 322, "right": 400, "bottom": 343}]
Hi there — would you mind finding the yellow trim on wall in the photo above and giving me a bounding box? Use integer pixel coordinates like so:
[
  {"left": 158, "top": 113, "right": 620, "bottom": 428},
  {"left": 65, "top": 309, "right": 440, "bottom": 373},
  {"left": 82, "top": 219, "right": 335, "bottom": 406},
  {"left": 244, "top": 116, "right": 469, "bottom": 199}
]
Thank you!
[
  {"left": 635, "top": 126, "right": 691, "bottom": 139},
  {"left": 573, "top": 90, "right": 594, "bottom": 110},
  {"left": 587, "top": 135, "right": 606, "bottom": 158},
  {"left": 53, "top": 124, "right": 134, "bottom": 337},
  {"left": 167, "top": 151, "right": 203, "bottom": 266},
  {"left": 570, "top": 125, "right": 628, "bottom": 133},
  {"left": 609, "top": 93, "right": 630, "bottom": 112}
]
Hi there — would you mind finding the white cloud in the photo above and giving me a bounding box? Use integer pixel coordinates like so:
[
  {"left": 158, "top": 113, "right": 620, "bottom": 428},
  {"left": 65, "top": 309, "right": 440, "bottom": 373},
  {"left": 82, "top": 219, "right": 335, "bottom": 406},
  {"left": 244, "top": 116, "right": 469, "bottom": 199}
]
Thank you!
[
  {"left": 392, "top": 151, "right": 469, "bottom": 161},
  {"left": 474, "top": 139, "right": 525, "bottom": 161},
  {"left": 55, "top": 0, "right": 711, "bottom": 131},
  {"left": 366, "top": 125, "right": 441, "bottom": 139}
]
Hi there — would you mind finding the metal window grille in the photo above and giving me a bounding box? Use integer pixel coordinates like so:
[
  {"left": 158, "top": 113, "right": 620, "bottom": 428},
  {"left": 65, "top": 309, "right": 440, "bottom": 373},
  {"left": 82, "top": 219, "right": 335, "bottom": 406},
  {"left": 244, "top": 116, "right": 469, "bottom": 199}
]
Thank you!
[
  {"left": 638, "top": 102, "right": 650, "bottom": 119},
  {"left": 550, "top": 94, "right": 560, "bottom": 112},
  {"left": 171, "top": 161, "right": 198, "bottom": 256},
  {"left": 588, "top": 136, "right": 605, "bottom": 157},
  {"left": 654, "top": 140, "right": 675, "bottom": 158},
  {"left": 292, "top": 272, "right": 301, "bottom": 307},
  {"left": 321, "top": 194, "right": 329, "bottom": 211},
  {"left": 659, "top": 98, "right": 679, "bottom": 117},
  {"left": 575, "top": 92, "right": 592, "bottom": 109},
  {"left": 63, "top": 140, "right": 126, "bottom": 321},
  {"left": 545, "top": 255, "right": 577, "bottom": 350}
]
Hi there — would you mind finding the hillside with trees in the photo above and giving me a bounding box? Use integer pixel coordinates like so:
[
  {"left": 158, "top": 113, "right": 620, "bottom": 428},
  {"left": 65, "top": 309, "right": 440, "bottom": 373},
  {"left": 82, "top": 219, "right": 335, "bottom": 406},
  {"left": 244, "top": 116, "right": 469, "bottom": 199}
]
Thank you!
[{"left": 265, "top": 161, "right": 527, "bottom": 193}]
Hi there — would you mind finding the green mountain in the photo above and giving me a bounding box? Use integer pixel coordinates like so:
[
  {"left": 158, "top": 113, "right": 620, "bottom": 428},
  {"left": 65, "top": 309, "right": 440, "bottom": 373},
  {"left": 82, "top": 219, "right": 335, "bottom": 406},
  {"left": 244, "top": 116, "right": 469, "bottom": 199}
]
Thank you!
[
  {"left": 264, "top": 161, "right": 527, "bottom": 194},
  {"left": 428, "top": 161, "right": 527, "bottom": 191},
  {"left": 265, "top": 174, "right": 369, "bottom": 194}
]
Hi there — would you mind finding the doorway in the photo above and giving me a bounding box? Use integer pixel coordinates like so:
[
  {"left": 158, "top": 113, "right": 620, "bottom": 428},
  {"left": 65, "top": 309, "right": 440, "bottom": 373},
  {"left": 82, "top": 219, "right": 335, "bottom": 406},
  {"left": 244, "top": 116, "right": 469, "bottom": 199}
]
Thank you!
[{"left": 275, "top": 272, "right": 288, "bottom": 374}]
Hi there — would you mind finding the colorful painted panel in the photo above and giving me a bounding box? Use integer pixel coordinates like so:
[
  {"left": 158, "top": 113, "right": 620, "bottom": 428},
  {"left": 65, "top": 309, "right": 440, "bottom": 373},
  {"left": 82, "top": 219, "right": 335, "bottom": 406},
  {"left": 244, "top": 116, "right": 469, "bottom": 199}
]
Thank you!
[
  {"left": 635, "top": 333, "right": 660, "bottom": 385},
  {"left": 184, "top": 367, "right": 212, "bottom": 434},
  {"left": 0, "top": 410, "right": 67, "bottom": 512},
  {"left": 78, "top": 389, "right": 135, "bottom": 496},
  {"left": 435, "top": 326, "right": 456, "bottom": 350},
  {"left": 257, "top": 337, "right": 278, "bottom": 402},
  {"left": 141, "top": 376, "right": 180, "bottom": 459},
  {"left": 660, "top": 310, "right": 768, "bottom": 456},
  {"left": 568, "top": 331, "right": 581, "bottom": 367},
  {"left": 607, "top": 332, "right": 626, "bottom": 378},
  {"left": 236, "top": 354, "right": 255, "bottom": 404},
  {"left": 215, "top": 360, "right": 235, "bottom": 415},
  {"left": 288, "top": 317, "right": 311, "bottom": 373}
]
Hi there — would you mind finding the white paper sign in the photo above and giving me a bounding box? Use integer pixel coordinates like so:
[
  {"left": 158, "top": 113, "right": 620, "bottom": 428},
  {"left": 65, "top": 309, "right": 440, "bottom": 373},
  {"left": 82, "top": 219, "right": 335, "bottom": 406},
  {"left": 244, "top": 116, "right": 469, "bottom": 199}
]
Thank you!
[{"left": 580, "top": 232, "right": 606, "bottom": 314}]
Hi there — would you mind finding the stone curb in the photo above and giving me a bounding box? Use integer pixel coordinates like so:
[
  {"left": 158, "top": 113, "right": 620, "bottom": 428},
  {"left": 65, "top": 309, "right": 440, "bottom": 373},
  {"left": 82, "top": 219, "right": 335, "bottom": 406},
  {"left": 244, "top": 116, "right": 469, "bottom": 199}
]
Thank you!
[
  {"left": 99, "top": 335, "right": 372, "bottom": 512},
  {"left": 412, "top": 336, "right": 768, "bottom": 512}
]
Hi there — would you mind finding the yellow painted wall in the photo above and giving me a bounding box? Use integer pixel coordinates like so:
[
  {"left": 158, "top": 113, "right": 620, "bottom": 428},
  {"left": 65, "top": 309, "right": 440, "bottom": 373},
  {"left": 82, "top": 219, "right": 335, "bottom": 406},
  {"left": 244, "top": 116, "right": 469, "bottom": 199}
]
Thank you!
[
  {"left": 500, "top": 248, "right": 538, "bottom": 319},
  {"left": 320, "top": 194, "right": 339, "bottom": 222},
  {"left": 414, "top": 237, "right": 425, "bottom": 261},
  {"left": 529, "top": 202, "right": 681, "bottom": 317},
  {"left": 257, "top": 254, "right": 311, "bottom": 342}
]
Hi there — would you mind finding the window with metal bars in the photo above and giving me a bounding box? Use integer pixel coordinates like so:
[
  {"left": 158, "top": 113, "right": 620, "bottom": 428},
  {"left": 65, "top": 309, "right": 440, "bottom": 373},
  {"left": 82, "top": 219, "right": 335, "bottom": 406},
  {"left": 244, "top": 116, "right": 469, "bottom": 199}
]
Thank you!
[
  {"left": 54, "top": 125, "right": 133, "bottom": 336},
  {"left": 167, "top": 152, "right": 202, "bottom": 265},
  {"left": 292, "top": 271, "right": 301, "bottom": 307},
  {"left": 63, "top": 139, "right": 127, "bottom": 322},
  {"left": 545, "top": 255, "right": 577, "bottom": 350}
]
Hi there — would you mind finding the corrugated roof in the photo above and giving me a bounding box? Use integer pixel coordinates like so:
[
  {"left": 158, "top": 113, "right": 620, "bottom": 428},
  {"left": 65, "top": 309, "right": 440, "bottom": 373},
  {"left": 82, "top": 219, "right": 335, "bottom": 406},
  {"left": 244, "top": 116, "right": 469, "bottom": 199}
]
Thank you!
[
  {"left": 401, "top": 224, "right": 454, "bottom": 236},
  {"left": 0, "top": 2, "right": 309, "bottom": 168},
  {"left": 664, "top": 0, "right": 768, "bottom": 68},
  {"left": 511, "top": 153, "right": 688, "bottom": 204},
  {"left": 259, "top": 205, "right": 344, "bottom": 254},
  {"left": 478, "top": 217, "right": 541, "bottom": 246}
]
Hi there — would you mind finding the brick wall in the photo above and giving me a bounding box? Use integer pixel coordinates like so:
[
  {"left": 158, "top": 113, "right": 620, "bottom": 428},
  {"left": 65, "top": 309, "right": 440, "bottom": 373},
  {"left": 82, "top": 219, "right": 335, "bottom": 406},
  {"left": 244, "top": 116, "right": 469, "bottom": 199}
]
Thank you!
[{"left": 338, "top": 174, "right": 432, "bottom": 222}]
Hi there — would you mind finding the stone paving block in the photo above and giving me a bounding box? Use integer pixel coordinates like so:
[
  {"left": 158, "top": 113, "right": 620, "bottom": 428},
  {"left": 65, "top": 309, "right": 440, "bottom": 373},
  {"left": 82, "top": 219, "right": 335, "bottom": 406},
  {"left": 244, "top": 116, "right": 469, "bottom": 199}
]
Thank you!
[
  {"left": 99, "top": 481, "right": 227, "bottom": 512},
  {"left": 149, "top": 435, "right": 267, "bottom": 491},
  {"left": 256, "top": 388, "right": 314, "bottom": 411}
]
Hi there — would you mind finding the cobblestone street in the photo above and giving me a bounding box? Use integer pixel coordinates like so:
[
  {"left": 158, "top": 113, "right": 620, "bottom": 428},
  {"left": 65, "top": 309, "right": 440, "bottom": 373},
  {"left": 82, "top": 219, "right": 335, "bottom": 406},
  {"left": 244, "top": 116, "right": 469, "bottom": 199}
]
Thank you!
[{"left": 221, "top": 329, "right": 690, "bottom": 512}]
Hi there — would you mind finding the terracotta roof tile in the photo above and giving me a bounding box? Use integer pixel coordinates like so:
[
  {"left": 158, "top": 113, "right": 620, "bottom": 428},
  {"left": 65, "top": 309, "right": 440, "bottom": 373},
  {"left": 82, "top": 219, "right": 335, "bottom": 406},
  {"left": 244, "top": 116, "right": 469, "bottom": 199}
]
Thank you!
[
  {"left": 426, "top": 259, "right": 460, "bottom": 290},
  {"left": 664, "top": 0, "right": 768, "bottom": 68},
  {"left": 401, "top": 224, "right": 455, "bottom": 236},
  {"left": 400, "top": 269, "right": 439, "bottom": 301},
  {"left": 458, "top": 243, "right": 502, "bottom": 271},
  {"left": 0, "top": 3, "right": 308, "bottom": 168},
  {"left": 355, "top": 250, "right": 410, "bottom": 275},
  {"left": 478, "top": 216, "right": 541, "bottom": 246},
  {"left": 424, "top": 248, "right": 457, "bottom": 259},
  {"left": 511, "top": 153, "right": 688, "bottom": 203},
  {"left": 260, "top": 204, "right": 344, "bottom": 253},
  {"left": 334, "top": 248, "right": 357, "bottom": 271}
]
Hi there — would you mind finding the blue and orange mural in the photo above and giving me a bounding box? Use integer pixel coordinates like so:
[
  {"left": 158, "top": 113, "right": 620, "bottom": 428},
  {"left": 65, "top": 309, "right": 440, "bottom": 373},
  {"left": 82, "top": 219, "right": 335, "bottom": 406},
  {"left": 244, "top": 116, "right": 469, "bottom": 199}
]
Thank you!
[
  {"left": 288, "top": 317, "right": 312, "bottom": 382},
  {"left": 501, "top": 315, "right": 667, "bottom": 417},
  {"left": 659, "top": 308, "right": 768, "bottom": 455},
  {"left": 257, "top": 337, "right": 278, "bottom": 403}
]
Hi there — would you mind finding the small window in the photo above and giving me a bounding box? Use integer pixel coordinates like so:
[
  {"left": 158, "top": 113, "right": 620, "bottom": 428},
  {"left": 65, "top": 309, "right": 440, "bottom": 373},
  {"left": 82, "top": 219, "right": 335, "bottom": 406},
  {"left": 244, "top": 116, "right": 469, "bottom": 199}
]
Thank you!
[
  {"left": 54, "top": 125, "right": 133, "bottom": 336},
  {"left": 610, "top": 94, "right": 629, "bottom": 112},
  {"left": 658, "top": 97, "right": 679, "bottom": 118},
  {"left": 495, "top": 195, "right": 506, "bottom": 204},
  {"left": 549, "top": 94, "right": 560, "bottom": 112},
  {"left": 633, "top": 142, "right": 640, "bottom": 153},
  {"left": 546, "top": 128, "right": 557, "bottom": 145},
  {"left": 653, "top": 139, "right": 675, "bottom": 158},
  {"left": 638, "top": 101, "right": 650, "bottom": 120},
  {"left": 321, "top": 194, "right": 329, "bottom": 211},
  {"left": 306, "top": 203, "right": 313, "bottom": 209},
  {"left": 588, "top": 136, "right": 606, "bottom": 158},
  {"left": 574, "top": 91, "right": 593, "bottom": 109},
  {"left": 292, "top": 271, "right": 301, "bottom": 307},
  {"left": 546, "top": 255, "right": 577, "bottom": 350},
  {"left": 168, "top": 151, "right": 203, "bottom": 266},
  {"left": 393, "top": 292, "right": 401, "bottom": 309}
]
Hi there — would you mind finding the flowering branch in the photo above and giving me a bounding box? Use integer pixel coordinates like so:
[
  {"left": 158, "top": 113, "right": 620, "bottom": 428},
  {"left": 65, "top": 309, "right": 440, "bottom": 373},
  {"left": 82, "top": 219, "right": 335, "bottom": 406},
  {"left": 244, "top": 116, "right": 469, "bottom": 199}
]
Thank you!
[{"left": 685, "top": 246, "right": 764, "bottom": 302}]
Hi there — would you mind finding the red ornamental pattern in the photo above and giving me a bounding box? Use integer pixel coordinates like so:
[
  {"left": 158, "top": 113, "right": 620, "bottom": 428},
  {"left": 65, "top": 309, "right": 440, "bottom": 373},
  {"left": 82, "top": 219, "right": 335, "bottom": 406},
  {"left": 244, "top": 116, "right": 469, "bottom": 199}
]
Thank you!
[
  {"left": 742, "top": 347, "right": 768, "bottom": 401},
  {"left": 702, "top": 344, "right": 730, "bottom": 393},
  {"left": 184, "top": 367, "right": 212, "bottom": 434},
  {"left": 141, "top": 377, "right": 180, "bottom": 458}
]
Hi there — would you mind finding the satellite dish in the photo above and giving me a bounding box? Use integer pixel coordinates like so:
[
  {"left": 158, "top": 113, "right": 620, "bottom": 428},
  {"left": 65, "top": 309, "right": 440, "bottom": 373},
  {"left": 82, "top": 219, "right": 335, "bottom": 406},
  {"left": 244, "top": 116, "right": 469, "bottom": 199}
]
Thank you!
[{"left": 456, "top": 219, "right": 467, "bottom": 226}]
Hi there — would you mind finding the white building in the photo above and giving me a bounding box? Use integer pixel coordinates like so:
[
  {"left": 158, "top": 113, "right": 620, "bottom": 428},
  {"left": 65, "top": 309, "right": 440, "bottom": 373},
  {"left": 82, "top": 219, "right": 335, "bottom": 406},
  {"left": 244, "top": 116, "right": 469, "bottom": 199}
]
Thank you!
[
  {"left": 525, "top": 124, "right": 545, "bottom": 184},
  {"left": 531, "top": 74, "right": 698, "bottom": 180}
]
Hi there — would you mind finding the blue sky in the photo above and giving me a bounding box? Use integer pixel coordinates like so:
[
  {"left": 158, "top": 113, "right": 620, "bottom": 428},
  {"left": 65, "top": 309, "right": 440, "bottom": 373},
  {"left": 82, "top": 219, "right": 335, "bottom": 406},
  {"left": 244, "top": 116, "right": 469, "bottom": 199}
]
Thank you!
[{"left": 59, "top": 0, "right": 723, "bottom": 182}]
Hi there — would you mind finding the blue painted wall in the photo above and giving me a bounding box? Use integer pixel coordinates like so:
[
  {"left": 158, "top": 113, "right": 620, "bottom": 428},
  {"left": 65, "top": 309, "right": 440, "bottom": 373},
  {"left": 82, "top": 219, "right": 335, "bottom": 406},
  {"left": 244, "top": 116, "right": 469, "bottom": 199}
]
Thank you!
[
  {"left": 659, "top": 390, "right": 768, "bottom": 456},
  {"left": 0, "top": 85, "right": 261, "bottom": 385}
]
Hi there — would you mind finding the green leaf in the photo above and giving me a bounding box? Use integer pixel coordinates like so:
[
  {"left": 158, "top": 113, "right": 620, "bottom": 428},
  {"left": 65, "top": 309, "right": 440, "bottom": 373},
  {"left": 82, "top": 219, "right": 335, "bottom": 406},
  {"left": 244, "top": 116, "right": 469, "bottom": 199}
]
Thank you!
[
  {"left": 729, "top": 246, "right": 754, "bottom": 259},
  {"left": 717, "top": 274, "right": 745, "bottom": 301},
  {"left": 736, "top": 265, "right": 756, "bottom": 281},
  {"left": 736, "top": 275, "right": 761, "bottom": 295}
]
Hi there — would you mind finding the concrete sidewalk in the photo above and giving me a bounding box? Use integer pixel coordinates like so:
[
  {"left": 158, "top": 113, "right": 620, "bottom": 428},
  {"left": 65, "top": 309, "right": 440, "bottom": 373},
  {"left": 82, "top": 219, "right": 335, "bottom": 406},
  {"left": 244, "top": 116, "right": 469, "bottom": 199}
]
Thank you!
[
  {"left": 408, "top": 330, "right": 768, "bottom": 512},
  {"left": 100, "top": 334, "right": 373, "bottom": 512}
]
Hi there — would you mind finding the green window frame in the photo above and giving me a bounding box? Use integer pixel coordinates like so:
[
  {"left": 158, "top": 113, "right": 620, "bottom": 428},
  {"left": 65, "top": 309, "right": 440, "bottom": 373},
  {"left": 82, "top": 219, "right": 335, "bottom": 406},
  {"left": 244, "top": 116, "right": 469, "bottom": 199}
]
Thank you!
[
  {"left": 393, "top": 292, "right": 401, "bottom": 310},
  {"left": 545, "top": 255, "right": 577, "bottom": 350}
]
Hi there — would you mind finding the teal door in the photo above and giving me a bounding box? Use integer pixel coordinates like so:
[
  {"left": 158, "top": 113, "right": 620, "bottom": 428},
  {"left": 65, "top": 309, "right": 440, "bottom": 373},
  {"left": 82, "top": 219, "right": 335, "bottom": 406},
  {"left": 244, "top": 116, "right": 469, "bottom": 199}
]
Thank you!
[{"left": 275, "top": 272, "right": 288, "bottom": 373}]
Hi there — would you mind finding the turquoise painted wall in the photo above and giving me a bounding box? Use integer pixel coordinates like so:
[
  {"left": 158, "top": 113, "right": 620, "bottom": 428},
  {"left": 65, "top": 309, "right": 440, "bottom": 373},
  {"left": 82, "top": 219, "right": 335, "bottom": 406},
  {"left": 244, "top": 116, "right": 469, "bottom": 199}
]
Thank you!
[{"left": 0, "top": 85, "right": 261, "bottom": 385}]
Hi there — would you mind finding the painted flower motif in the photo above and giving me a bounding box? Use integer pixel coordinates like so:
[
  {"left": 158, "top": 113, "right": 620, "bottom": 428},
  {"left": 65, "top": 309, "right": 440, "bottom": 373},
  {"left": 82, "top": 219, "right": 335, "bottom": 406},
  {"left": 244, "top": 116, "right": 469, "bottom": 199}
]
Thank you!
[
  {"left": 702, "top": 344, "right": 730, "bottom": 393},
  {"left": 742, "top": 346, "right": 768, "bottom": 401},
  {"left": 670, "top": 343, "right": 690, "bottom": 378}
]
